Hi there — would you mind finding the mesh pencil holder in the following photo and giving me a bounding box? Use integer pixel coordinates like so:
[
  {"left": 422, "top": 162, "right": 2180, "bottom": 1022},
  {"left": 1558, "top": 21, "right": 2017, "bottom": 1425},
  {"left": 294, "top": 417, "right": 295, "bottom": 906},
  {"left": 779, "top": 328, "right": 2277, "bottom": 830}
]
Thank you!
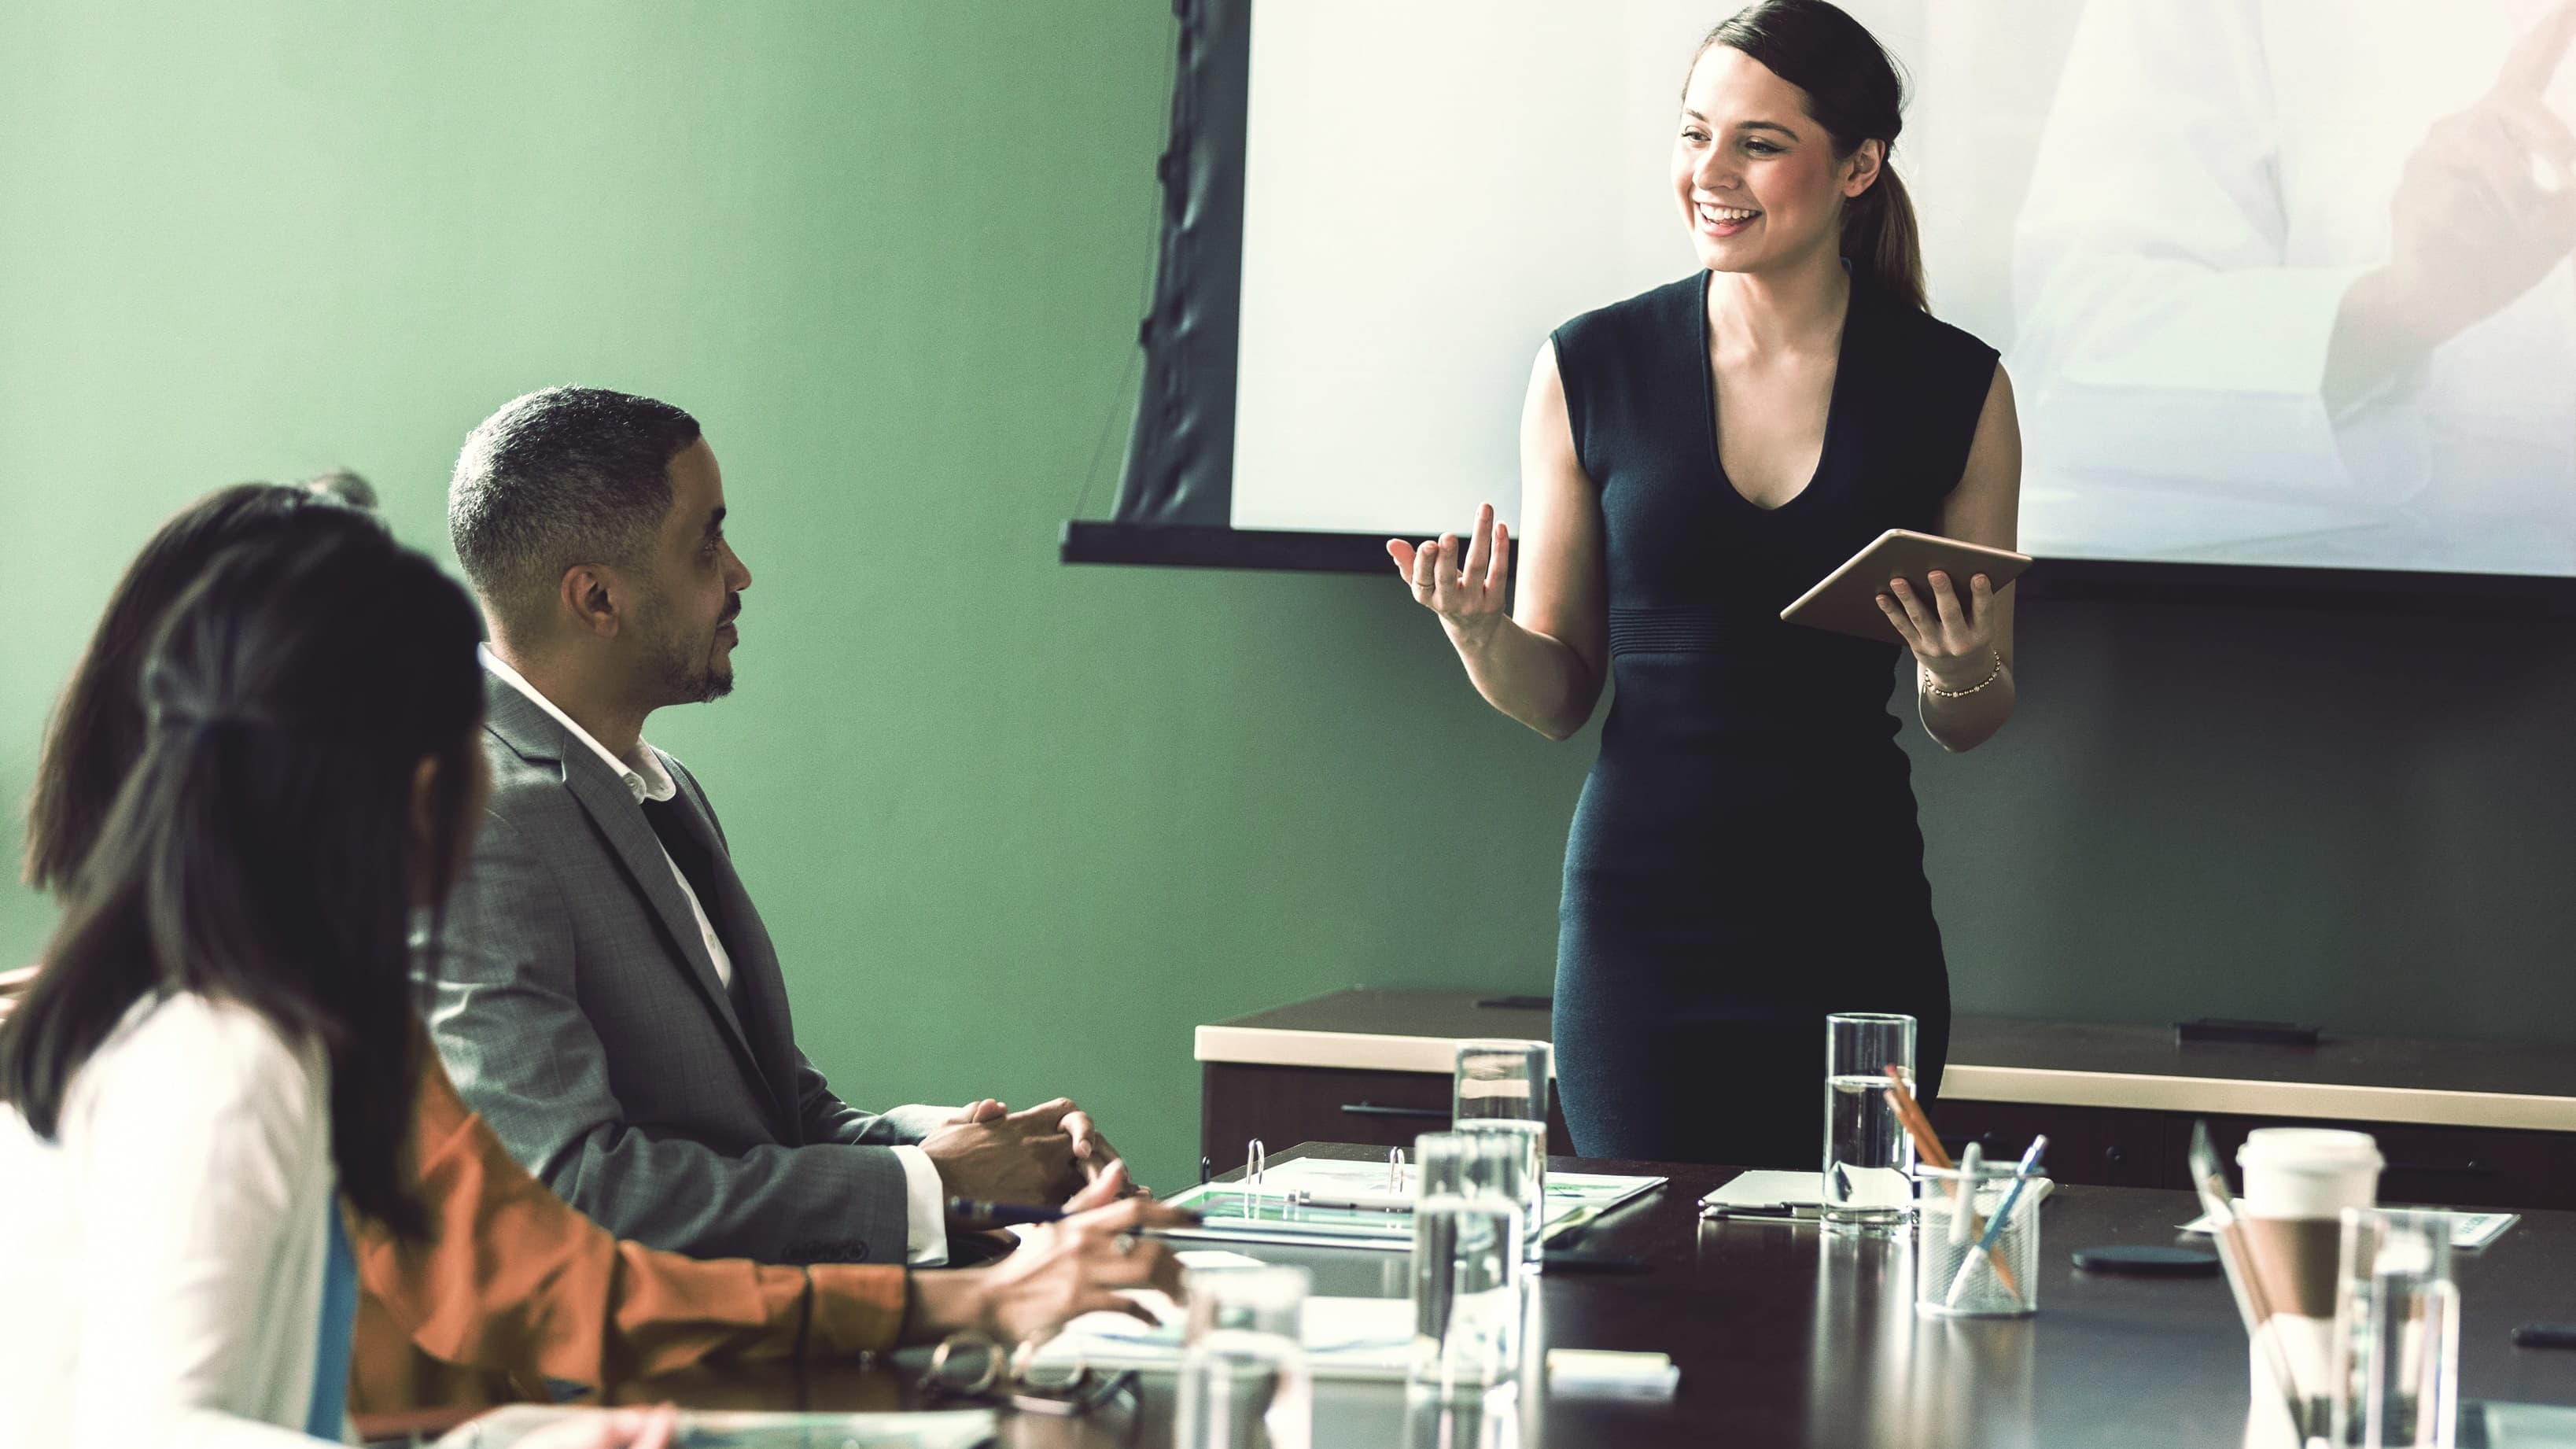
[{"left": 1913, "top": 1161, "right": 2044, "bottom": 1318}]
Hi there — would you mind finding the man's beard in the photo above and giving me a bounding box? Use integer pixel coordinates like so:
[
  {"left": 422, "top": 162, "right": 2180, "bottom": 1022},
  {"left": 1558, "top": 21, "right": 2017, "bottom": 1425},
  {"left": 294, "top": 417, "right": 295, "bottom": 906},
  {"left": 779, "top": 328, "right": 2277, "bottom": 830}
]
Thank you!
[
  {"left": 643, "top": 633, "right": 728, "bottom": 705},
  {"left": 639, "top": 600, "right": 735, "bottom": 706}
]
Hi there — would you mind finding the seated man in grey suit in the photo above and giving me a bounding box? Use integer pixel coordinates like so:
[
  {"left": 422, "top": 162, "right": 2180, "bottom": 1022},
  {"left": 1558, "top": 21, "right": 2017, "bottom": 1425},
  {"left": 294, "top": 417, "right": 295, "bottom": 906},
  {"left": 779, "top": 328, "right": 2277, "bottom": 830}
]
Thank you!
[{"left": 429, "top": 385, "right": 1124, "bottom": 1266}]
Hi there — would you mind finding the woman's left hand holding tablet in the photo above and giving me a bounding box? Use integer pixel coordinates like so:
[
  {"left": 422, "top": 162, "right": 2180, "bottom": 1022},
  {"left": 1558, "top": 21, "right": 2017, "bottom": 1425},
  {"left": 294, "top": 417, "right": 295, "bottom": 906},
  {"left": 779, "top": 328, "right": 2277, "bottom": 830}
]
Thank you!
[{"left": 1878, "top": 570, "right": 1998, "bottom": 687}]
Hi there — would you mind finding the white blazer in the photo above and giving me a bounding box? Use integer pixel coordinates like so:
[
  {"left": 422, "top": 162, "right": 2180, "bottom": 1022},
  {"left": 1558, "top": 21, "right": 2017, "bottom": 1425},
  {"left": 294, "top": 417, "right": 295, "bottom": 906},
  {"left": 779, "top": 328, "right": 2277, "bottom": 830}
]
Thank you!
[
  {"left": 2010, "top": 0, "right": 2576, "bottom": 571},
  {"left": 0, "top": 993, "right": 345, "bottom": 1448}
]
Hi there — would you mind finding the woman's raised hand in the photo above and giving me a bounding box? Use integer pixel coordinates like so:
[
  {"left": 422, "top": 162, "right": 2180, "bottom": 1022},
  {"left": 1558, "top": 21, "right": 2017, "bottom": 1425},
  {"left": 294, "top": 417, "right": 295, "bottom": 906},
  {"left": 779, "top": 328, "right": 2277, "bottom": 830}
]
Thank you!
[
  {"left": 907, "top": 1161, "right": 1195, "bottom": 1348},
  {"left": 1388, "top": 503, "right": 1510, "bottom": 640},
  {"left": 1878, "top": 570, "right": 1999, "bottom": 686},
  {"left": 970, "top": 1176, "right": 1191, "bottom": 1342}
]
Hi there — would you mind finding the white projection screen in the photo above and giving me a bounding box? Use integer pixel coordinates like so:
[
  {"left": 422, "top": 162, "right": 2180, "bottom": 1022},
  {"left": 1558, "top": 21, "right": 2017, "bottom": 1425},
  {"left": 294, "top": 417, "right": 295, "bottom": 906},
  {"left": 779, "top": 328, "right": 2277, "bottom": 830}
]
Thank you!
[{"left": 1227, "top": 0, "right": 2576, "bottom": 578}]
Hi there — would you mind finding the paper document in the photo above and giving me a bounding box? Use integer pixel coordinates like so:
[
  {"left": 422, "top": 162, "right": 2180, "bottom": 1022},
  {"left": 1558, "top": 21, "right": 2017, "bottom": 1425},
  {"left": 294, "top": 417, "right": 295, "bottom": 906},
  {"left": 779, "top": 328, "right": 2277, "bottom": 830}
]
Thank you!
[
  {"left": 1159, "top": 1160, "right": 1664, "bottom": 1252},
  {"left": 2479, "top": 1401, "right": 2576, "bottom": 1447},
  {"left": 1699, "top": 1171, "right": 1830, "bottom": 1213},
  {"left": 1023, "top": 1289, "right": 1417, "bottom": 1381},
  {"left": 1702, "top": 1171, "right": 2055, "bottom": 1219},
  {"left": 437, "top": 1407, "right": 996, "bottom": 1449},
  {"left": 2180, "top": 1206, "right": 2518, "bottom": 1250},
  {"left": 1240, "top": 1156, "right": 1422, "bottom": 1195},
  {"left": 1548, "top": 1348, "right": 1679, "bottom": 1397}
]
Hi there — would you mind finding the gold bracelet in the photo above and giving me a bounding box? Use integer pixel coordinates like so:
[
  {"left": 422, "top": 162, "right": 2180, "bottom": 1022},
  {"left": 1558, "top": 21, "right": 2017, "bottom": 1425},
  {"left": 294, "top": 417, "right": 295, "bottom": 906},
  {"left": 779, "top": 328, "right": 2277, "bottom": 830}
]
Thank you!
[{"left": 1922, "top": 648, "right": 2004, "bottom": 699}]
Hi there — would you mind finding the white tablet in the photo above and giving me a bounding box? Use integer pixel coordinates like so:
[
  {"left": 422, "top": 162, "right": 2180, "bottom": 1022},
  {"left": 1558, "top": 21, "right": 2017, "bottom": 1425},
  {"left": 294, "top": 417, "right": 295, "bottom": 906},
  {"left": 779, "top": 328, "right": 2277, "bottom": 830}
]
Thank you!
[{"left": 1778, "top": 529, "right": 2033, "bottom": 644}]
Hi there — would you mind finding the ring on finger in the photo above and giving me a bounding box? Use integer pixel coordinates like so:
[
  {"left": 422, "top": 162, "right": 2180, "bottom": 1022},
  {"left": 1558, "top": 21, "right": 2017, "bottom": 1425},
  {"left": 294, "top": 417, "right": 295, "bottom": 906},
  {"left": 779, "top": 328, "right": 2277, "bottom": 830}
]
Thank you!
[{"left": 1111, "top": 1233, "right": 1140, "bottom": 1256}]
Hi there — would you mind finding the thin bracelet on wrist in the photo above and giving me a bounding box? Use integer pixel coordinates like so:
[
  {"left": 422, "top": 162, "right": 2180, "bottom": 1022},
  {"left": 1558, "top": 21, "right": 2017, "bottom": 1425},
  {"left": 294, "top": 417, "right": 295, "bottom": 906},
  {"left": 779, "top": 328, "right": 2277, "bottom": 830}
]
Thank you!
[{"left": 1922, "top": 648, "right": 2004, "bottom": 699}]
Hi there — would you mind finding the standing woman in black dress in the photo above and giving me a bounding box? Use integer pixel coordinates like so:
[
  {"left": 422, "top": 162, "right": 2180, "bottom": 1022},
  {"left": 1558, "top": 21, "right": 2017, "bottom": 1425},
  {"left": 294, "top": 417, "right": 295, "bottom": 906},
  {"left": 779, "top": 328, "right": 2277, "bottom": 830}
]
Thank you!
[{"left": 1388, "top": 0, "right": 2021, "bottom": 1168}]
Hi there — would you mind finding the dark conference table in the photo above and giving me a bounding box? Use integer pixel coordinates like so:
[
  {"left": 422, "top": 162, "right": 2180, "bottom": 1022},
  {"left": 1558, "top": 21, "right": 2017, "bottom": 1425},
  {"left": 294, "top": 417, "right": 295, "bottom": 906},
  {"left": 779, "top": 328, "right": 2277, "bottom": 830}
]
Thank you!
[{"left": 593, "top": 1144, "right": 2576, "bottom": 1448}]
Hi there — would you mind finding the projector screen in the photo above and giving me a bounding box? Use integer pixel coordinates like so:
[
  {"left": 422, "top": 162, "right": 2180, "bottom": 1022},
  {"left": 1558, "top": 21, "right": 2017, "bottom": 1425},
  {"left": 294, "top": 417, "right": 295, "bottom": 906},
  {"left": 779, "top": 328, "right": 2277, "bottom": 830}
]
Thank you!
[{"left": 1223, "top": 0, "right": 2576, "bottom": 578}]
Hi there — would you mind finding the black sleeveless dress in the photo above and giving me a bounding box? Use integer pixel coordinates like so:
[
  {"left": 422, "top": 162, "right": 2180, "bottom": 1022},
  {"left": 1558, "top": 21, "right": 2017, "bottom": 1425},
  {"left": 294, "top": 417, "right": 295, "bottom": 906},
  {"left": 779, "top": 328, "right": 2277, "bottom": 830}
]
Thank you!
[{"left": 1550, "top": 269, "right": 1998, "bottom": 1169}]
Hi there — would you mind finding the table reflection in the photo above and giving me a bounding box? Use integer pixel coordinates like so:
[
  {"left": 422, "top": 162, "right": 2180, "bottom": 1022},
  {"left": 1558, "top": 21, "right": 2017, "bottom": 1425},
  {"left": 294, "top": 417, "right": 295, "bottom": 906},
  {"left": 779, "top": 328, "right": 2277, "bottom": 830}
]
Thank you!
[{"left": 1807, "top": 1231, "right": 1918, "bottom": 1446}]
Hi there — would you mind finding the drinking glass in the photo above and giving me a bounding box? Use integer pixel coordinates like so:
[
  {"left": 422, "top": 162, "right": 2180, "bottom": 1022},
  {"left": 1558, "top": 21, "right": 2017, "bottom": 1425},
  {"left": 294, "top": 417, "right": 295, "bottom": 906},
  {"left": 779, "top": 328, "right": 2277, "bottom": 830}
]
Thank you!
[
  {"left": 1912, "top": 1158, "right": 2043, "bottom": 1317},
  {"left": 2330, "top": 1208, "right": 2460, "bottom": 1449},
  {"left": 1822, "top": 1012, "right": 1917, "bottom": 1237},
  {"left": 1175, "top": 1265, "right": 1313, "bottom": 1449},
  {"left": 1454, "top": 1039, "right": 1550, "bottom": 1265},
  {"left": 1402, "top": 1384, "right": 1523, "bottom": 1449},
  {"left": 1409, "top": 1130, "right": 1527, "bottom": 1399}
]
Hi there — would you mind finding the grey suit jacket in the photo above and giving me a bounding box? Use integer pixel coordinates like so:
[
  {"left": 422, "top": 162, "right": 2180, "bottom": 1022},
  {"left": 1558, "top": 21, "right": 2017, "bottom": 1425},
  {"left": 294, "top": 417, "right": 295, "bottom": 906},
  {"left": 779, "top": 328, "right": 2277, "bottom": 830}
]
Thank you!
[{"left": 425, "top": 673, "right": 948, "bottom": 1264}]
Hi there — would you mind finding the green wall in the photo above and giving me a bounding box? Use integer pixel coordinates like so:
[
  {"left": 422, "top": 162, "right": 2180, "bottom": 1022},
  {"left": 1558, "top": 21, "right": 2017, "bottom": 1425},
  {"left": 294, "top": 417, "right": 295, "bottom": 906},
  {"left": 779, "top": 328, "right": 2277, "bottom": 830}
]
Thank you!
[
  {"left": 0, "top": 2, "right": 1591, "bottom": 1195},
  {"left": 6, "top": 5, "right": 2570, "bottom": 1201}
]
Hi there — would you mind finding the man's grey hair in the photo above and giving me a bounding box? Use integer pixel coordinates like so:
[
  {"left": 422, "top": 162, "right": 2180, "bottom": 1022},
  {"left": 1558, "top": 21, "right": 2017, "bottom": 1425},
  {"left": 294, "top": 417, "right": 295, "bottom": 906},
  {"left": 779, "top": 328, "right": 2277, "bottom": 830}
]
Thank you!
[{"left": 448, "top": 386, "right": 702, "bottom": 634}]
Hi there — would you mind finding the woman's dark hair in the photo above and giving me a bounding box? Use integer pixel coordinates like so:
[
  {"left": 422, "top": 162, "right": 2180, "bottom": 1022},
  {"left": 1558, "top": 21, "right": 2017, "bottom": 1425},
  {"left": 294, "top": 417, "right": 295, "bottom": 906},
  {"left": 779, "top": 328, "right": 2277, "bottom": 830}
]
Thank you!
[
  {"left": 1698, "top": 0, "right": 1926, "bottom": 312},
  {"left": 0, "top": 525, "right": 485, "bottom": 1237},
  {"left": 22, "top": 483, "right": 389, "bottom": 894}
]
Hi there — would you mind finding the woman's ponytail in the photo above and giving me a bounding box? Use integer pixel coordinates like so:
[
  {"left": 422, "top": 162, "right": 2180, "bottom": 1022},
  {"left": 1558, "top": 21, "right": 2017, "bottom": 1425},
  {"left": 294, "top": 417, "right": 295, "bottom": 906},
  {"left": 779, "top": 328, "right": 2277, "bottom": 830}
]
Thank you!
[{"left": 1843, "top": 160, "right": 1926, "bottom": 313}]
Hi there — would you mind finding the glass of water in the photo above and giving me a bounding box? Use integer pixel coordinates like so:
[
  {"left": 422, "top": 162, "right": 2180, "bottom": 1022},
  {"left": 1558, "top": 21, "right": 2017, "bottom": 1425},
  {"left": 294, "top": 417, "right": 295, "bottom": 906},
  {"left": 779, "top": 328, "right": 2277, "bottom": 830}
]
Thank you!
[
  {"left": 1402, "top": 1384, "right": 1524, "bottom": 1449},
  {"left": 1409, "top": 1130, "right": 1526, "bottom": 1400},
  {"left": 1175, "top": 1264, "right": 1313, "bottom": 1449},
  {"left": 1822, "top": 1012, "right": 1917, "bottom": 1237},
  {"left": 2330, "top": 1208, "right": 2460, "bottom": 1449},
  {"left": 1453, "top": 1039, "right": 1550, "bottom": 1266}
]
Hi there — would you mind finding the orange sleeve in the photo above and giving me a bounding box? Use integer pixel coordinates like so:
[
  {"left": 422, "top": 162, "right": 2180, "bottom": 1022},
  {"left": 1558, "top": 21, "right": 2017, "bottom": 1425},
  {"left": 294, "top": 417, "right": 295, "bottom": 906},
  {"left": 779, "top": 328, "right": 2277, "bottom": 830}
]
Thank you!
[{"left": 347, "top": 1049, "right": 909, "bottom": 1410}]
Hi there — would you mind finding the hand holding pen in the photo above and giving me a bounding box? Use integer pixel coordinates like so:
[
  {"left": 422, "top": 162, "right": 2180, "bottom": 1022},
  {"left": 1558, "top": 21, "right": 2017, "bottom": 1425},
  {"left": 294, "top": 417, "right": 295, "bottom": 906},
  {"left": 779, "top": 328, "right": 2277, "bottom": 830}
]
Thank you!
[{"left": 929, "top": 1168, "right": 1199, "bottom": 1341}]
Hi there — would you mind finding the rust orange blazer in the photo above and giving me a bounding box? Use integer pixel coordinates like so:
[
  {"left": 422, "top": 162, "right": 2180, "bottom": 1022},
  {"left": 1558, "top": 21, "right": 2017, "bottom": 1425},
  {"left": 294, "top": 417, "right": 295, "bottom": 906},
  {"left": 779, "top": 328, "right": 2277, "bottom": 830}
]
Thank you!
[{"left": 346, "top": 1045, "right": 910, "bottom": 1414}]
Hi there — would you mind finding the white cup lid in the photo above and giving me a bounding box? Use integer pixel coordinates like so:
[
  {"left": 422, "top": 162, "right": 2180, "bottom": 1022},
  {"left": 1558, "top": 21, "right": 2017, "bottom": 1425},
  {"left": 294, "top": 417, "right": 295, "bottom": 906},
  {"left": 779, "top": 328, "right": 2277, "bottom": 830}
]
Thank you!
[{"left": 2237, "top": 1127, "right": 2383, "bottom": 1174}]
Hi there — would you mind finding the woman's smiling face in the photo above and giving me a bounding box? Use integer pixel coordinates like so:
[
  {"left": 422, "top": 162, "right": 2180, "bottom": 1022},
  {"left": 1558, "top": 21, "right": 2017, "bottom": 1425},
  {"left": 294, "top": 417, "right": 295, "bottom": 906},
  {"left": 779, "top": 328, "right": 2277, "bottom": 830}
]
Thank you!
[{"left": 1674, "top": 44, "right": 1880, "bottom": 275}]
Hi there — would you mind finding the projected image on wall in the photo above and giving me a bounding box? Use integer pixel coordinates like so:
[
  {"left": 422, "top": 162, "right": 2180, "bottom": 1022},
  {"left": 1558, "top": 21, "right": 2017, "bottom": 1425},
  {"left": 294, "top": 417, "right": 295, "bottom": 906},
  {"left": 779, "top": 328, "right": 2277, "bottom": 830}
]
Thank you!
[{"left": 1227, "top": 0, "right": 2576, "bottom": 577}]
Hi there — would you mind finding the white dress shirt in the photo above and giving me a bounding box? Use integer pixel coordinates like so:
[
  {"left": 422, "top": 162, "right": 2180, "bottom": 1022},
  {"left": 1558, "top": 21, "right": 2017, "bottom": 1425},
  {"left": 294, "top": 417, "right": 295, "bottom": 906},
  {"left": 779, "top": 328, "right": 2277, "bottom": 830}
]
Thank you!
[
  {"left": 478, "top": 647, "right": 949, "bottom": 1266},
  {"left": 2010, "top": 0, "right": 2576, "bottom": 573},
  {"left": 0, "top": 994, "right": 345, "bottom": 1447}
]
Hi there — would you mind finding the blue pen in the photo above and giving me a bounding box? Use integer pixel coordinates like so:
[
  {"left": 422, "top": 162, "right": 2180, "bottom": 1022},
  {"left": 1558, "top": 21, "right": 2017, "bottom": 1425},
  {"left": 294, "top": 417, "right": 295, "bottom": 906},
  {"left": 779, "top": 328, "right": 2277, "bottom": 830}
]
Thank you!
[
  {"left": 1944, "top": 1135, "right": 2047, "bottom": 1309},
  {"left": 945, "top": 1197, "right": 1067, "bottom": 1228}
]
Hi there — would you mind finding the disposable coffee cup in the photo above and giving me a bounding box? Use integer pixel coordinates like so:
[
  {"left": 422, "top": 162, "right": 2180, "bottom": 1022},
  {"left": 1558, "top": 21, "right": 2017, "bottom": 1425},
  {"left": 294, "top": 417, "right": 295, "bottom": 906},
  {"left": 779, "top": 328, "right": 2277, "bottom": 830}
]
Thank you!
[
  {"left": 2234, "top": 1129, "right": 2383, "bottom": 1447},
  {"left": 2237, "top": 1128, "right": 2383, "bottom": 1219}
]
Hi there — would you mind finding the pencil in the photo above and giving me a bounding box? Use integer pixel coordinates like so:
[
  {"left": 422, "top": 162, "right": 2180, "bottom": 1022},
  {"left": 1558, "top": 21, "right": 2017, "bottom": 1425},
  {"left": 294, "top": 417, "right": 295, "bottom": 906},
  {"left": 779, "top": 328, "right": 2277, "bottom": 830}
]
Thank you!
[
  {"left": 1880, "top": 1064, "right": 2022, "bottom": 1300},
  {"left": 1880, "top": 1063, "right": 1952, "bottom": 1170}
]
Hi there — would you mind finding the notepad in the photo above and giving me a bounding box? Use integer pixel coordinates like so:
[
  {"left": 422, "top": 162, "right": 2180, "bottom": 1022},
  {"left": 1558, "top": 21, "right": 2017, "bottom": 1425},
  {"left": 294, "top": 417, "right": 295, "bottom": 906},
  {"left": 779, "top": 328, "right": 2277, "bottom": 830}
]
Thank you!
[
  {"left": 1701, "top": 1170, "right": 2055, "bottom": 1219},
  {"left": 1698, "top": 1170, "right": 1830, "bottom": 1215},
  {"left": 2180, "top": 1207, "right": 2519, "bottom": 1250},
  {"left": 1548, "top": 1348, "right": 1679, "bottom": 1397},
  {"left": 1173, "top": 1248, "right": 1270, "bottom": 1270},
  {"left": 1159, "top": 1160, "right": 1665, "bottom": 1252},
  {"left": 1023, "top": 1289, "right": 1417, "bottom": 1381}
]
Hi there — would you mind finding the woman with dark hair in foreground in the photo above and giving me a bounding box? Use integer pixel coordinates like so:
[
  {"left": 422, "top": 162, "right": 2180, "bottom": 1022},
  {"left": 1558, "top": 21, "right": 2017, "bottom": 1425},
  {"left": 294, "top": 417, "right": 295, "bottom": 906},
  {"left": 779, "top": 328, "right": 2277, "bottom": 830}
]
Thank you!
[
  {"left": 0, "top": 525, "right": 562, "bottom": 1444},
  {"left": 18, "top": 481, "right": 389, "bottom": 898},
  {"left": 2, "top": 497, "right": 1181, "bottom": 1441}
]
